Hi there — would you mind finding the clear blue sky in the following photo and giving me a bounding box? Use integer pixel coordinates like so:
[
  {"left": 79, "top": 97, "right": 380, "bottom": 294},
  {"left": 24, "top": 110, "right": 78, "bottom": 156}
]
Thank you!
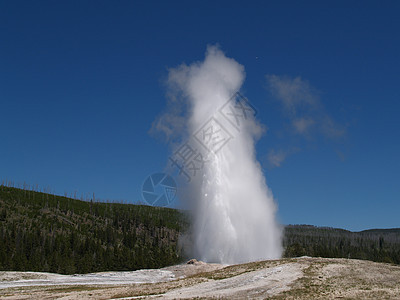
[{"left": 1, "top": 1, "right": 399, "bottom": 231}]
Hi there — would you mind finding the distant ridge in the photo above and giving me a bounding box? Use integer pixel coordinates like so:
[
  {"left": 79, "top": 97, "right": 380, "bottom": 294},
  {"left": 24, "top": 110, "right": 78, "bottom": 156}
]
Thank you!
[
  {"left": 360, "top": 228, "right": 400, "bottom": 234},
  {"left": 284, "top": 224, "right": 400, "bottom": 264},
  {"left": 285, "top": 224, "right": 400, "bottom": 233}
]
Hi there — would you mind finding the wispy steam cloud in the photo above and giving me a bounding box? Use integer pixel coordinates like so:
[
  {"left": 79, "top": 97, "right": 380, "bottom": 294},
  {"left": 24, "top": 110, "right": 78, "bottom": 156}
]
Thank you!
[
  {"left": 265, "top": 75, "right": 346, "bottom": 166},
  {"left": 267, "top": 148, "right": 299, "bottom": 168},
  {"left": 266, "top": 75, "right": 318, "bottom": 117},
  {"left": 266, "top": 75, "right": 345, "bottom": 139},
  {"left": 267, "top": 149, "right": 288, "bottom": 168},
  {"left": 149, "top": 79, "right": 189, "bottom": 145}
]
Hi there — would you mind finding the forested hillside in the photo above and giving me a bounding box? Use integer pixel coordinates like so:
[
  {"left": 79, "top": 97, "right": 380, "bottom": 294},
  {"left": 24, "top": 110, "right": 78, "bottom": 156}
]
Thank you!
[
  {"left": 0, "top": 185, "right": 188, "bottom": 274},
  {"left": 1, "top": 185, "right": 399, "bottom": 275},
  {"left": 284, "top": 225, "right": 400, "bottom": 264}
]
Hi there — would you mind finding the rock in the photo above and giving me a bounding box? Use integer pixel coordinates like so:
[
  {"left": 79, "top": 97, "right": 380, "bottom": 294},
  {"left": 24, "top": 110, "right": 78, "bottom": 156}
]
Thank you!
[
  {"left": 186, "top": 259, "right": 206, "bottom": 265},
  {"left": 186, "top": 259, "right": 198, "bottom": 265}
]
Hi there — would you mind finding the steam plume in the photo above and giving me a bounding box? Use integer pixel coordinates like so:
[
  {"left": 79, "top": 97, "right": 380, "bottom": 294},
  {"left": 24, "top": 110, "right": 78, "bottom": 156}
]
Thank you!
[{"left": 165, "top": 45, "right": 282, "bottom": 263}]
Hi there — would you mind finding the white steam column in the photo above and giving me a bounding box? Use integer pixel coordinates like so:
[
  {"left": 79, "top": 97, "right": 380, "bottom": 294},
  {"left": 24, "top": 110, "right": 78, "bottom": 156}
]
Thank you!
[{"left": 167, "top": 46, "right": 282, "bottom": 264}]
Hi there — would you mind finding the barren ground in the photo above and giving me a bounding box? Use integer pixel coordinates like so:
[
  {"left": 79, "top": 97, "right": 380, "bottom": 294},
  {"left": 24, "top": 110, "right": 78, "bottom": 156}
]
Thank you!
[{"left": 1, "top": 257, "right": 400, "bottom": 299}]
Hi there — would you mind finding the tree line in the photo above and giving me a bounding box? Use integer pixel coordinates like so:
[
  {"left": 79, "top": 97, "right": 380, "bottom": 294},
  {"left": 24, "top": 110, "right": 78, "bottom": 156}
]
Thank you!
[
  {"left": 1, "top": 184, "right": 399, "bottom": 275},
  {"left": 0, "top": 185, "right": 189, "bottom": 274},
  {"left": 283, "top": 225, "right": 400, "bottom": 264}
]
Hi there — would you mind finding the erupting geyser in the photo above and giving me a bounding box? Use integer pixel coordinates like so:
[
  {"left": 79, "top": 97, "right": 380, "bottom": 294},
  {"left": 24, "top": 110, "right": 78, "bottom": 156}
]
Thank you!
[{"left": 164, "top": 45, "right": 282, "bottom": 264}]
